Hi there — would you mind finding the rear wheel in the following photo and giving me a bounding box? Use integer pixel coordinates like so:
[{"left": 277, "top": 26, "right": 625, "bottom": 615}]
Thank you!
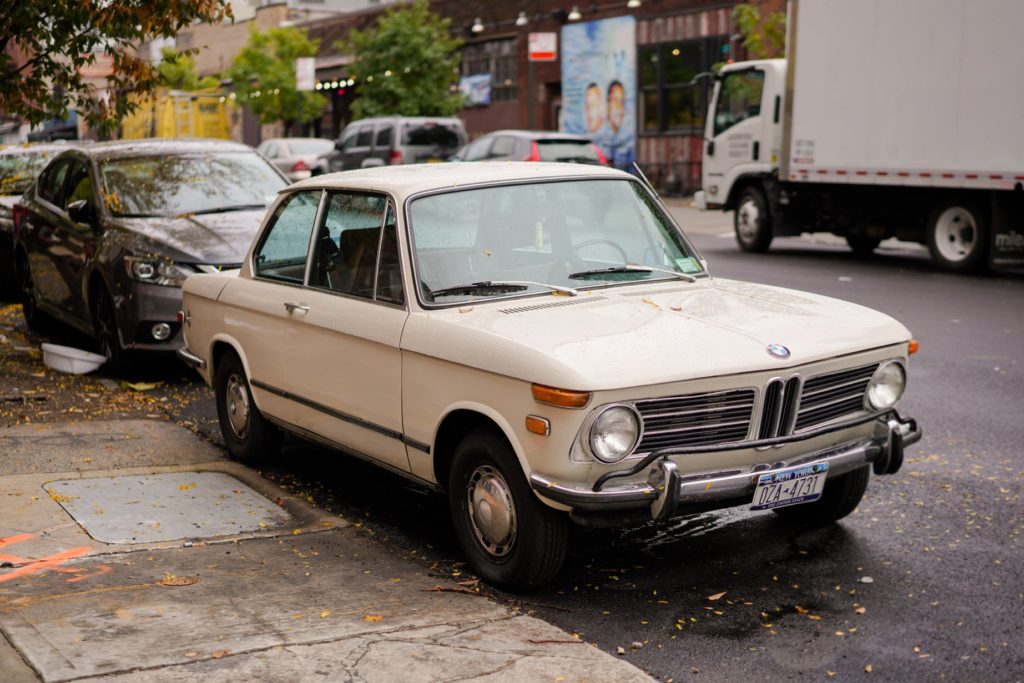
[
  {"left": 448, "top": 428, "right": 568, "bottom": 591},
  {"left": 17, "top": 253, "right": 53, "bottom": 332},
  {"left": 214, "top": 350, "right": 282, "bottom": 462},
  {"left": 734, "top": 186, "right": 773, "bottom": 253},
  {"left": 927, "top": 203, "right": 988, "bottom": 272},
  {"left": 773, "top": 466, "right": 869, "bottom": 525}
]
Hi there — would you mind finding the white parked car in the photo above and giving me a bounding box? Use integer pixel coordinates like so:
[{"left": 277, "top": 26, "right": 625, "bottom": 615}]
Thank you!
[{"left": 178, "top": 163, "right": 921, "bottom": 590}]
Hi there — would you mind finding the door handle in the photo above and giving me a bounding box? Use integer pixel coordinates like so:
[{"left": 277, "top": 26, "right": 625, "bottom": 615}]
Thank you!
[{"left": 284, "top": 302, "right": 309, "bottom": 313}]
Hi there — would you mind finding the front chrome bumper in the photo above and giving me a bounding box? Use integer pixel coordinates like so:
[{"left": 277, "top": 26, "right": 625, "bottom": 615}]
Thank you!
[{"left": 530, "top": 412, "right": 921, "bottom": 523}]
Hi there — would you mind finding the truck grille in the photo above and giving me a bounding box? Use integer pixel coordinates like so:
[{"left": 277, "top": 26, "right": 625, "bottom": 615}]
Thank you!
[
  {"left": 794, "top": 363, "right": 878, "bottom": 431},
  {"left": 634, "top": 388, "right": 756, "bottom": 454}
]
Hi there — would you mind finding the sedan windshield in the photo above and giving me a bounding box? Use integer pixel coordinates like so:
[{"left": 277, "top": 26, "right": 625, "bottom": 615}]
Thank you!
[
  {"left": 408, "top": 179, "right": 704, "bottom": 305},
  {"left": 99, "top": 152, "right": 286, "bottom": 217}
]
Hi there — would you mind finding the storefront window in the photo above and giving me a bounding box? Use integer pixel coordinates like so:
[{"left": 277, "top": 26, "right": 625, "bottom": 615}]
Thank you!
[{"left": 640, "top": 36, "right": 727, "bottom": 134}]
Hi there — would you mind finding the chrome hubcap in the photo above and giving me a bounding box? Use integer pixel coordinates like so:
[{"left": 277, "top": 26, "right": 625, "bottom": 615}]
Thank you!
[
  {"left": 466, "top": 465, "right": 516, "bottom": 558},
  {"left": 934, "top": 207, "right": 977, "bottom": 263},
  {"left": 737, "top": 198, "right": 761, "bottom": 242},
  {"left": 225, "top": 374, "right": 251, "bottom": 440}
]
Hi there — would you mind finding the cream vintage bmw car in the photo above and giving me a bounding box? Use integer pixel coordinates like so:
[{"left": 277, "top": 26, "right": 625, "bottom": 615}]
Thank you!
[{"left": 178, "top": 163, "right": 921, "bottom": 590}]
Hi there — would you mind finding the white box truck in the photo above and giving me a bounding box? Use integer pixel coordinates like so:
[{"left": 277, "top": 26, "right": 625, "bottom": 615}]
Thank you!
[{"left": 695, "top": 0, "right": 1024, "bottom": 272}]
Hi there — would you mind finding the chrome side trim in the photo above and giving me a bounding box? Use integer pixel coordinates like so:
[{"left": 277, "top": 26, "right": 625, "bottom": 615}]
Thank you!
[{"left": 176, "top": 346, "right": 206, "bottom": 370}]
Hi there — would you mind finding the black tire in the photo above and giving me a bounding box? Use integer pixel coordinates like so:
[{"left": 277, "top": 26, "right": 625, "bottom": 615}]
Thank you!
[
  {"left": 734, "top": 186, "right": 774, "bottom": 253},
  {"left": 926, "top": 202, "right": 988, "bottom": 273},
  {"left": 845, "top": 233, "right": 883, "bottom": 256},
  {"left": 214, "top": 350, "right": 282, "bottom": 463},
  {"left": 773, "top": 465, "right": 870, "bottom": 525},
  {"left": 448, "top": 428, "right": 569, "bottom": 591},
  {"left": 17, "top": 253, "right": 54, "bottom": 332},
  {"left": 91, "top": 284, "right": 133, "bottom": 373}
]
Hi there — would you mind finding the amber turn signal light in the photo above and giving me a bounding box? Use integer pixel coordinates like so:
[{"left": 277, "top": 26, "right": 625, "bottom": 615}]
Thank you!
[
  {"left": 908, "top": 339, "right": 919, "bottom": 355},
  {"left": 525, "top": 415, "right": 551, "bottom": 436},
  {"left": 531, "top": 383, "right": 591, "bottom": 408}
]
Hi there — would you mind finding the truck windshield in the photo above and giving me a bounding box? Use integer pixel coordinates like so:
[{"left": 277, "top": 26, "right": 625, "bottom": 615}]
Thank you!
[
  {"left": 408, "top": 179, "right": 705, "bottom": 305},
  {"left": 713, "top": 70, "right": 765, "bottom": 136}
]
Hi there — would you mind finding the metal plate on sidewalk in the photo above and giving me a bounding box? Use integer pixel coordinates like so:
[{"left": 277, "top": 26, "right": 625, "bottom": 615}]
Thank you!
[{"left": 44, "top": 472, "right": 292, "bottom": 544}]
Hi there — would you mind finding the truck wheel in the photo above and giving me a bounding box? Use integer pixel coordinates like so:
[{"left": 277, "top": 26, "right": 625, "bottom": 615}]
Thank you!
[
  {"left": 734, "top": 186, "right": 773, "bottom": 253},
  {"left": 846, "top": 233, "right": 883, "bottom": 256},
  {"left": 927, "top": 203, "right": 988, "bottom": 272},
  {"left": 773, "top": 466, "right": 869, "bottom": 525},
  {"left": 215, "top": 351, "right": 282, "bottom": 463},
  {"left": 448, "top": 428, "right": 568, "bottom": 591}
]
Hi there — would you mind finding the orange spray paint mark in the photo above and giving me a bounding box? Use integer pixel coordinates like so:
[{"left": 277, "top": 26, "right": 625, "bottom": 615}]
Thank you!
[{"left": 0, "top": 533, "right": 94, "bottom": 584}]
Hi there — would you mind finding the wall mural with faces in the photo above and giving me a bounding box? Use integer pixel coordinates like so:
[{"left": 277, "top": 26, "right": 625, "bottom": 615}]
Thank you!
[{"left": 561, "top": 16, "right": 637, "bottom": 170}]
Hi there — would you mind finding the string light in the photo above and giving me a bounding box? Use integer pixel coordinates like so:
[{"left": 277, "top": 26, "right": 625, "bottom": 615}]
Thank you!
[
  {"left": 568, "top": 6, "right": 582, "bottom": 21},
  {"left": 515, "top": 11, "right": 528, "bottom": 27},
  {"left": 471, "top": 17, "right": 484, "bottom": 33}
]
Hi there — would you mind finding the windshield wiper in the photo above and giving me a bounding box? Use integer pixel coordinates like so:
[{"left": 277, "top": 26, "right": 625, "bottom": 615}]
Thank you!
[
  {"left": 189, "top": 204, "right": 267, "bottom": 216},
  {"left": 569, "top": 263, "right": 697, "bottom": 283},
  {"left": 429, "top": 280, "right": 578, "bottom": 299}
]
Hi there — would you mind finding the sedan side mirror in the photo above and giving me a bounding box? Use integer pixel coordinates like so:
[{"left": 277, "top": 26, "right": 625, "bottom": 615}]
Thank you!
[
  {"left": 67, "top": 199, "right": 94, "bottom": 226},
  {"left": 334, "top": 140, "right": 345, "bottom": 151}
]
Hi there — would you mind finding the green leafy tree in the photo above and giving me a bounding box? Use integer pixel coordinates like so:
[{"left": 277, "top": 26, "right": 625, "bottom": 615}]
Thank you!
[
  {"left": 341, "top": 0, "right": 463, "bottom": 119},
  {"left": 732, "top": 3, "right": 787, "bottom": 60},
  {"left": 157, "top": 47, "right": 219, "bottom": 91},
  {"left": 0, "top": 0, "right": 230, "bottom": 134},
  {"left": 228, "top": 26, "right": 326, "bottom": 131}
]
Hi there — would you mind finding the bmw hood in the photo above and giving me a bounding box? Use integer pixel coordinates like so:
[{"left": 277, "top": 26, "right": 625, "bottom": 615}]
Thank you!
[
  {"left": 110, "top": 209, "right": 266, "bottom": 265},
  {"left": 400, "top": 278, "right": 912, "bottom": 391}
]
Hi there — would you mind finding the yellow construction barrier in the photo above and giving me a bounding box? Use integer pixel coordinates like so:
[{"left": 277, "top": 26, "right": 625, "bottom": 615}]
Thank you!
[{"left": 121, "top": 89, "right": 231, "bottom": 140}]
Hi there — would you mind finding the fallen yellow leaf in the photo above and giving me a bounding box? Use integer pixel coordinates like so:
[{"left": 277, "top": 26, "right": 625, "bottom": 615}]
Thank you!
[
  {"left": 320, "top": 611, "right": 331, "bottom": 619},
  {"left": 707, "top": 591, "right": 727, "bottom": 601},
  {"left": 363, "top": 614, "right": 384, "bottom": 622}
]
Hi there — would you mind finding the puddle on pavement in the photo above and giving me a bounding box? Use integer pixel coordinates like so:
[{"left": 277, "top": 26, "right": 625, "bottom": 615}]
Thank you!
[{"left": 45, "top": 472, "right": 292, "bottom": 544}]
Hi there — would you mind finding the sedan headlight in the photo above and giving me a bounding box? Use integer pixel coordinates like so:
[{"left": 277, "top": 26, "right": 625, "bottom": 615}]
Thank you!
[
  {"left": 587, "top": 405, "right": 641, "bottom": 463},
  {"left": 125, "top": 255, "right": 195, "bottom": 288},
  {"left": 865, "top": 360, "right": 906, "bottom": 410}
]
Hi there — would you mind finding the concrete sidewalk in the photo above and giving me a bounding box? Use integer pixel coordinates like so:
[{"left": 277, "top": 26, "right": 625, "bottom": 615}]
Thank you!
[{"left": 0, "top": 421, "right": 653, "bottom": 682}]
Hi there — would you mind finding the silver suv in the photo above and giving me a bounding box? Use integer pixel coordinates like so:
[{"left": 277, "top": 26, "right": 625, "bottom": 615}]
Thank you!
[{"left": 315, "top": 116, "right": 467, "bottom": 174}]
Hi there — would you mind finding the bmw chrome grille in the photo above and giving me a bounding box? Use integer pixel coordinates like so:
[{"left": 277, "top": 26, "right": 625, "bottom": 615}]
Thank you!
[
  {"left": 634, "top": 388, "right": 756, "bottom": 454},
  {"left": 795, "top": 363, "right": 879, "bottom": 431}
]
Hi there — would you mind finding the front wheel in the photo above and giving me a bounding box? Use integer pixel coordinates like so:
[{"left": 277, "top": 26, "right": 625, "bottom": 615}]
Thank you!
[
  {"left": 927, "top": 203, "right": 988, "bottom": 272},
  {"left": 448, "top": 428, "right": 568, "bottom": 591},
  {"left": 214, "top": 351, "right": 282, "bottom": 463},
  {"left": 91, "top": 284, "right": 132, "bottom": 373},
  {"left": 845, "top": 233, "right": 883, "bottom": 256},
  {"left": 734, "top": 186, "right": 774, "bottom": 253},
  {"left": 773, "top": 466, "right": 869, "bottom": 526}
]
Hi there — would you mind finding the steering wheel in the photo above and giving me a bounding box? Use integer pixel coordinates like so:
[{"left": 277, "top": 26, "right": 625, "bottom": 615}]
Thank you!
[{"left": 572, "top": 238, "right": 629, "bottom": 264}]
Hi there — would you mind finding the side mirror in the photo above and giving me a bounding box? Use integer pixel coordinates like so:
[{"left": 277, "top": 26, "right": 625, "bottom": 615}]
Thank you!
[
  {"left": 361, "top": 157, "right": 385, "bottom": 169},
  {"left": 334, "top": 140, "right": 345, "bottom": 151},
  {"left": 67, "top": 199, "right": 94, "bottom": 226}
]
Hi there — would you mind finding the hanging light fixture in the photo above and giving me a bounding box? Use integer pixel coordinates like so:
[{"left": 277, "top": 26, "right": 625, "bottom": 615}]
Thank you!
[
  {"left": 567, "top": 6, "right": 582, "bottom": 21},
  {"left": 515, "top": 11, "right": 529, "bottom": 27},
  {"left": 627, "top": 0, "right": 642, "bottom": 8},
  {"left": 471, "top": 17, "right": 484, "bottom": 33}
]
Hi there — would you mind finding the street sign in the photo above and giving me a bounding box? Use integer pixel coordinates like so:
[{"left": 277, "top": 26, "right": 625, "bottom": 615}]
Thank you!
[
  {"left": 529, "top": 33, "right": 557, "bottom": 62},
  {"left": 295, "top": 57, "right": 316, "bottom": 91}
]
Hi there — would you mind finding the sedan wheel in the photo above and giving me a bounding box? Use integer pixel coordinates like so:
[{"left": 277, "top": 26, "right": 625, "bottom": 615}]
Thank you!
[
  {"left": 17, "top": 254, "right": 49, "bottom": 331},
  {"left": 92, "top": 285, "right": 130, "bottom": 372},
  {"left": 214, "top": 350, "right": 282, "bottom": 463}
]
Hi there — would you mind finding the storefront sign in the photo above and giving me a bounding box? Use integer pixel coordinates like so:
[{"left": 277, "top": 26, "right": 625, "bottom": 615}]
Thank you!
[
  {"left": 459, "top": 73, "right": 492, "bottom": 106},
  {"left": 295, "top": 58, "right": 316, "bottom": 92},
  {"left": 529, "top": 33, "right": 558, "bottom": 62}
]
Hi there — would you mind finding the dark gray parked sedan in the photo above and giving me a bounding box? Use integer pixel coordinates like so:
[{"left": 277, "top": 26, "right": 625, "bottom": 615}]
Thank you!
[{"left": 14, "top": 139, "right": 287, "bottom": 368}]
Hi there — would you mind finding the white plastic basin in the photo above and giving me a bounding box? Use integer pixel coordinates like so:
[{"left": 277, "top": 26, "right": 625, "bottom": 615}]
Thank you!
[{"left": 40, "top": 344, "right": 106, "bottom": 375}]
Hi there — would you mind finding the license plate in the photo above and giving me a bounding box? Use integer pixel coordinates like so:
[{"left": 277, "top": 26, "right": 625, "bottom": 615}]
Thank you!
[{"left": 750, "top": 462, "right": 829, "bottom": 511}]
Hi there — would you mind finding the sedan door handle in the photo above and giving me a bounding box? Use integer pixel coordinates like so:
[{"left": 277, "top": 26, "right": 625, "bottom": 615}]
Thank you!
[{"left": 284, "top": 302, "right": 309, "bottom": 313}]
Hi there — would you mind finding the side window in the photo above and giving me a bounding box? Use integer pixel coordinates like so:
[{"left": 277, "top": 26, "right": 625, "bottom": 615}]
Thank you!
[
  {"left": 488, "top": 136, "right": 515, "bottom": 158},
  {"left": 355, "top": 125, "right": 373, "bottom": 148},
  {"left": 309, "top": 191, "right": 387, "bottom": 299},
  {"left": 63, "top": 160, "right": 94, "bottom": 210},
  {"left": 254, "top": 191, "right": 321, "bottom": 283},
  {"left": 374, "top": 125, "right": 392, "bottom": 148},
  {"left": 39, "top": 159, "right": 71, "bottom": 206},
  {"left": 462, "top": 137, "right": 492, "bottom": 162},
  {"left": 713, "top": 70, "right": 765, "bottom": 136},
  {"left": 340, "top": 128, "right": 359, "bottom": 152},
  {"left": 376, "top": 204, "right": 404, "bottom": 304}
]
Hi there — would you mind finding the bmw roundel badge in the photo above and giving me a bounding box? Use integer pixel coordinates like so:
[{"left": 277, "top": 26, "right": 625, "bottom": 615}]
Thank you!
[{"left": 767, "top": 343, "right": 791, "bottom": 359}]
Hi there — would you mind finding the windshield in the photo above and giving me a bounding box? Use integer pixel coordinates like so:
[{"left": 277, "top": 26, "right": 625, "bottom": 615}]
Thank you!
[
  {"left": 99, "top": 152, "right": 286, "bottom": 217},
  {"left": 0, "top": 150, "right": 61, "bottom": 195},
  {"left": 401, "top": 122, "right": 463, "bottom": 149},
  {"left": 536, "top": 140, "right": 600, "bottom": 164},
  {"left": 409, "top": 179, "right": 704, "bottom": 305}
]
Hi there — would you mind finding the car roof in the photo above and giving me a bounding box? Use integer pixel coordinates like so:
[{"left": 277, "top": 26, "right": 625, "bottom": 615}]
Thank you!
[
  {"left": 482, "top": 130, "right": 592, "bottom": 142},
  {"left": 0, "top": 141, "right": 80, "bottom": 156},
  {"left": 288, "top": 161, "right": 631, "bottom": 198},
  {"left": 262, "top": 137, "right": 332, "bottom": 145},
  {"left": 65, "top": 138, "right": 255, "bottom": 160},
  {"left": 348, "top": 116, "right": 464, "bottom": 125}
]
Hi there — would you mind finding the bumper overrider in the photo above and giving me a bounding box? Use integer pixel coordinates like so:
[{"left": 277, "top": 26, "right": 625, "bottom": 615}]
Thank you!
[{"left": 530, "top": 410, "right": 921, "bottom": 525}]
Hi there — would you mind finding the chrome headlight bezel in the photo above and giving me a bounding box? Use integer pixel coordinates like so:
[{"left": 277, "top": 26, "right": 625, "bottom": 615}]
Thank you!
[
  {"left": 864, "top": 359, "right": 907, "bottom": 411},
  {"left": 582, "top": 403, "right": 643, "bottom": 464}
]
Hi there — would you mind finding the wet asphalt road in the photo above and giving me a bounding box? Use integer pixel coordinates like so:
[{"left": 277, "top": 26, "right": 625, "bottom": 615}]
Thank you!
[{"left": 9, "top": 227, "right": 1023, "bottom": 681}]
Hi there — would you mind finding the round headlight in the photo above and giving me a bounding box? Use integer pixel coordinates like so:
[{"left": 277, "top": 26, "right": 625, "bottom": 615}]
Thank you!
[
  {"left": 588, "top": 405, "right": 641, "bottom": 463},
  {"left": 865, "top": 361, "right": 906, "bottom": 410}
]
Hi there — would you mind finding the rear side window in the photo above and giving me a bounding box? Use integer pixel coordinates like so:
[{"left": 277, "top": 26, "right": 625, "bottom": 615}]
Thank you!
[
  {"left": 38, "top": 159, "right": 71, "bottom": 206},
  {"left": 254, "top": 191, "right": 320, "bottom": 283}
]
